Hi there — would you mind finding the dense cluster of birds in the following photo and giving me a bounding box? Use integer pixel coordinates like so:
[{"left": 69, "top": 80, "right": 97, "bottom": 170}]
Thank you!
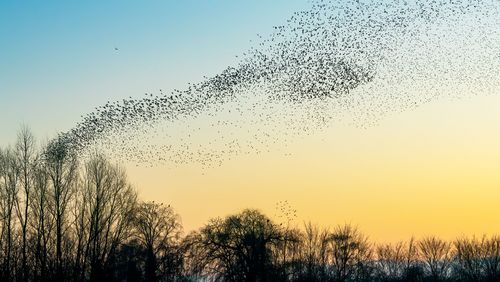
[{"left": 55, "top": 0, "right": 499, "bottom": 167}]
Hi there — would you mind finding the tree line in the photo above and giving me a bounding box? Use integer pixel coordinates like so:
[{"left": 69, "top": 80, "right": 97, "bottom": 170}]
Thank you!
[{"left": 0, "top": 127, "right": 499, "bottom": 282}]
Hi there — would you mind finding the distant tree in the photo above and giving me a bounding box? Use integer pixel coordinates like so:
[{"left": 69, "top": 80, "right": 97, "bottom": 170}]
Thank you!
[
  {"left": 327, "top": 224, "right": 372, "bottom": 282},
  {"left": 418, "top": 236, "right": 452, "bottom": 281},
  {"left": 0, "top": 146, "right": 20, "bottom": 281},
  {"left": 43, "top": 137, "right": 79, "bottom": 281},
  {"left": 30, "top": 162, "right": 54, "bottom": 282},
  {"left": 481, "top": 235, "right": 500, "bottom": 281},
  {"left": 375, "top": 241, "right": 407, "bottom": 280},
  {"left": 185, "top": 209, "right": 284, "bottom": 282},
  {"left": 113, "top": 240, "right": 144, "bottom": 282},
  {"left": 14, "top": 126, "right": 37, "bottom": 281},
  {"left": 133, "top": 201, "right": 182, "bottom": 282},
  {"left": 296, "top": 222, "right": 330, "bottom": 282},
  {"left": 272, "top": 201, "right": 300, "bottom": 281},
  {"left": 402, "top": 264, "right": 425, "bottom": 282},
  {"left": 454, "top": 236, "right": 484, "bottom": 281},
  {"left": 4, "top": 127, "right": 500, "bottom": 282},
  {"left": 273, "top": 227, "right": 302, "bottom": 281},
  {"left": 75, "top": 153, "right": 137, "bottom": 281}
]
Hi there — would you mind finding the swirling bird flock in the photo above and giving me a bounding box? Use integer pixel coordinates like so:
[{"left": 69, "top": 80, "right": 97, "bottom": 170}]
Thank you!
[{"left": 56, "top": 0, "right": 499, "bottom": 167}]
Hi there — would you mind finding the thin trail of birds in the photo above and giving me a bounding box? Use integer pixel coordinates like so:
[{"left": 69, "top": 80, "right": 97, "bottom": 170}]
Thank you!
[{"left": 55, "top": 0, "right": 499, "bottom": 167}]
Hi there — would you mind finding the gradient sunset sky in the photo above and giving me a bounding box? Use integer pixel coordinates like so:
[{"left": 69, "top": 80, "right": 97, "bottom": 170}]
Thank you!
[{"left": 1, "top": 1, "right": 499, "bottom": 243}]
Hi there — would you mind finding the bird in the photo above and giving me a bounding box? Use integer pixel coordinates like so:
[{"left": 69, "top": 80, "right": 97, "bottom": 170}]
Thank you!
[{"left": 57, "top": 0, "right": 494, "bottom": 169}]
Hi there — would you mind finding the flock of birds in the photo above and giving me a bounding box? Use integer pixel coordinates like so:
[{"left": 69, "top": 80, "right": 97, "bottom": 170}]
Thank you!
[
  {"left": 55, "top": 0, "right": 499, "bottom": 168},
  {"left": 275, "top": 200, "right": 298, "bottom": 227}
]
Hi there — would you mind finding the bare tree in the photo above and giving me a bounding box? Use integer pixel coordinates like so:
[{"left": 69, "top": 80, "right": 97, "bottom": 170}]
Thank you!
[
  {"left": 43, "top": 137, "right": 79, "bottom": 281},
  {"left": 273, "top": 201, "right": 299, "bottom": 280},
  {"left": 0, "top": 147, "right": 20, "bottom": 281},
  {"left": 30, "top": 163, "right": 54, "bottom": 282},
  {"left": 482, "top": 235, "right": 500, "bottom": 281},
  {"left": 133, "top": 201, "right": 182, "bottom": 282},
  {"left": 297, "top": 222, "right": 330, "bottom": 281},
  {"left": 327, "top": 224, "right": 372, "bottom": 282},
  {"left": 375, "top": 241, "right": 407, "bottom": 280},
  {"left": 4, "top": 128, "right": 500, "bottom": 282},
  {"left": 418, "top": 236, "right": 452, "bottom": 281},
  {"left": 454, "top": 236, "right": 484, "bottom": 281},
  {"left": 273, "top": 227, "right": 302, "bottom": 281},
  {"left": 14, "top": 126, "right": 37, "bottom": 281},
  {"left": 76, "top": 153, "right": 137, "bottom": 281}
]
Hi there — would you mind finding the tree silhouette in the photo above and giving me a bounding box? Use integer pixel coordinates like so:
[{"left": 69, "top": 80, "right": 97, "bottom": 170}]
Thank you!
[
  {"left": 418, "top": 236, "right": 452, "bottom": 281},
  {"left": 0, "top": 146, "right": 20, "bottom": 281},
  {"left": 74, "top": 153, "right": 137, "bottom": 281},
  {"left": 375, "top": 241, "right": 407, "bottom": 280},
  {"left": 30, "top": 161, "right": 53, "bottom": 282},
  {"left": 327, "top": 224, "right": 373, "bottom": 282},
  {"left": 0, "top": 127, "right": 500, "bottom": 282},
  {"left": 185, "top": 209, "right": 285, "bottom": 282},
  {"left": 14, "top": 126, "right": 37, "bottom": 281},
  {"left": 295, "top": 222, "right": 330, "bottom": 281},
  {"left": 133, "top": 201, "right": 182, "bottom": 282},
  {"left": 43, "top": 136, "right": 79, "bottom": 282}
]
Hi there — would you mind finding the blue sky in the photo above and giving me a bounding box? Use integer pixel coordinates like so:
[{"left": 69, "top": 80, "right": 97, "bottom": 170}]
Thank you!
[{"left": 0, "top": 1, "right": 308, "bottom": 144}]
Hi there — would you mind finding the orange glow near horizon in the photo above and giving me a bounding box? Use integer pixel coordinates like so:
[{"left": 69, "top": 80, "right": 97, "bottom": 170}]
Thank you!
[{"left": 126, "top": 92, "right": 500, "bottom": 243}]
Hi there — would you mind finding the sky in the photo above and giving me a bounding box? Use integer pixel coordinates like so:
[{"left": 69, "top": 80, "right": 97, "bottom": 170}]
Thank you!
[
  {"left": 0, "top": 0, "right": 308, "bottom": 142},
  {"left": 1, "top": 1, "right": 499, "bottom": 243}
]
